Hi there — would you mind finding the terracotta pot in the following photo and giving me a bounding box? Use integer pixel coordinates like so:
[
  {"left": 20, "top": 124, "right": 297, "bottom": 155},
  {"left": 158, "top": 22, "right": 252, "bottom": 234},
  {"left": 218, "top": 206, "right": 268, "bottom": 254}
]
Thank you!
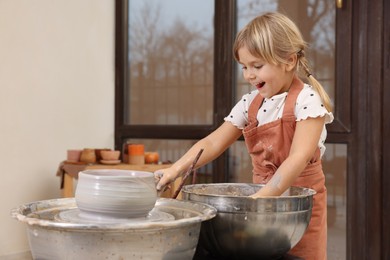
[
  {"left": 128, "top": 144, "right": 145, "bottom": 165},
  {"left": 145, "top": 152, "right": 159, "bottom": 164},
  {"left": 100, "top": 150, "right": 121, "bottom": 161},
  {"left": 95, "top": 148, "right": 111, "bottom": 161},
  {"left": 67, "top": 149, "right": 82, "bottom": 162},
  {"left": 80, "top": 149, "right": 96, "bottom": 163}
]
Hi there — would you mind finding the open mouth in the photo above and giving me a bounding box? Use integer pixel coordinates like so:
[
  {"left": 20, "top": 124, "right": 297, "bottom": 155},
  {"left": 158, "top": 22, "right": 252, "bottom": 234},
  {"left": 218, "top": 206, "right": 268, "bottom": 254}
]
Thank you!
[{"left": 256, "top": 82, "right": 265, "bottom": 89}]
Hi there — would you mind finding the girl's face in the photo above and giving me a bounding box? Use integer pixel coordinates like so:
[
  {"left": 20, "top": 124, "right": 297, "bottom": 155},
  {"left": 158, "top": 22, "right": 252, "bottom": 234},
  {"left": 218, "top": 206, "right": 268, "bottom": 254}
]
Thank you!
[{"left": 237, "top": 46, "right": 296, "bottom": 98}]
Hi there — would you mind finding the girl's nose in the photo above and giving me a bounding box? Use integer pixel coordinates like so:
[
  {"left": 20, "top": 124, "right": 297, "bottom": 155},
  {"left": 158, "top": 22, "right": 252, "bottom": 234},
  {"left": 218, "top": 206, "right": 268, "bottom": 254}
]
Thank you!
[{"left": 245, "top": 69, "right": 256, "bottom": 80}]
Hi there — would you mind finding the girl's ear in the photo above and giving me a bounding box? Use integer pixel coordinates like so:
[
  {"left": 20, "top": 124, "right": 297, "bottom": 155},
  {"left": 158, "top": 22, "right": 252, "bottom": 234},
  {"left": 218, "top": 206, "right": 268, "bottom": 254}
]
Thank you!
[{"left": 285, "top": 54, "right": 297, "bottom": 72}]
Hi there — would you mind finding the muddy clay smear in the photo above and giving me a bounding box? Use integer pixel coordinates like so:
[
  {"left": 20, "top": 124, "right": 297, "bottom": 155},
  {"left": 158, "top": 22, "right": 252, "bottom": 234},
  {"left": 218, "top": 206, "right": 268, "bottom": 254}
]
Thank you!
[{"left": 184, "top": 183, "right": 313, "bottom": 197}]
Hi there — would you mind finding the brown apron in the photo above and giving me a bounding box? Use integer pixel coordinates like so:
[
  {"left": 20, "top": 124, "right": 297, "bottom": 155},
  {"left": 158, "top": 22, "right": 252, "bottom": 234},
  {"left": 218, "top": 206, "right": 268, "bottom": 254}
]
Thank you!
[{"left": 242, "top": 76, "right": 327, "bottom": 260}]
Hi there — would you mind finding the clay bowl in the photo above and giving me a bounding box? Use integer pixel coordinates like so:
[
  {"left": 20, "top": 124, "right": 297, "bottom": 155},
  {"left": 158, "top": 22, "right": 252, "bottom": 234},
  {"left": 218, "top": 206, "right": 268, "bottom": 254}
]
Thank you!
[
  {"left": 95, "top": 148, "right": 111, "bottom": 161},
  {"left": 75, "top": 169, "right": 157, "bottom": 218},
  {"left": 100, "top": 150, "right": 121, "bottom": 161}
]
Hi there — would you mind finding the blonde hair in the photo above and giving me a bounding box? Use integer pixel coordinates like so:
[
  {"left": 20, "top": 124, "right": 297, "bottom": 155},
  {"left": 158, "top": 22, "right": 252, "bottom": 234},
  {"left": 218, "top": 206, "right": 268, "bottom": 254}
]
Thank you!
[{"left": 233, "top": 12, "right": 332, "bottom": 112}]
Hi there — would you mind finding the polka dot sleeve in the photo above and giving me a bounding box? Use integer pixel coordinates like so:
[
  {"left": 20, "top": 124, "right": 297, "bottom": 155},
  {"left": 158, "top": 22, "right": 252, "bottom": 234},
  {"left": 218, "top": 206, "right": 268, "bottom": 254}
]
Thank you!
[
  {"left": 224, "top": 91, "right": 258, "bottom": 129},
  {"left": 295, "top": 86, "right": 334, "bottom": 124}
]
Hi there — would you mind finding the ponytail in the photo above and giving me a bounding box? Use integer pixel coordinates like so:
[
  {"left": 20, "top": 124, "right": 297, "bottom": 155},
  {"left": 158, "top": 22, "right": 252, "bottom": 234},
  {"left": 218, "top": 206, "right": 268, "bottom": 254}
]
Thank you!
[
  {"left": 297, "top": 50, "right": 333, "bottom": 112},
  {"left": 307, "top": 75, "right": 333, "bottom": 112}
]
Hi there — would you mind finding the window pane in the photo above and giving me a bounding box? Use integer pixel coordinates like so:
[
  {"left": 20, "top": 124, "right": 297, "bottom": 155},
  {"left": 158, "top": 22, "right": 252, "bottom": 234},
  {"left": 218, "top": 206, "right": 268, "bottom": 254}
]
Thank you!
[
  {"left": 127, "top": 0, "right": 214, "bottom": 125},
  {"left": 228, "top": 141, "right": 252, "bottom": 183},
  {"left": 322, "top": 144, "right": 347, "bottom": 260}
]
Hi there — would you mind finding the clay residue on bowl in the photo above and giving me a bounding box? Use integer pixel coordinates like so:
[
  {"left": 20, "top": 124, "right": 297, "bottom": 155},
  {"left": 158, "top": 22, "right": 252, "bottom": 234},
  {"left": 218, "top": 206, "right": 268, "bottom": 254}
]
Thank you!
[
  {"left": 185, "top": 183, "right": 259, "bottom": 197},
  {"left": 183, "top": 183, "right": 316, "bottom": 198}
]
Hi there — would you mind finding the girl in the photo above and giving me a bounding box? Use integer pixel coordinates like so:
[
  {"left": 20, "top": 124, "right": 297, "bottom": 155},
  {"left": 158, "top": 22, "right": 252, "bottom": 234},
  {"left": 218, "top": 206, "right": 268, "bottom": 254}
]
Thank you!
[{"left": 155, "top": 12, "right": 333, "bottom": 260}]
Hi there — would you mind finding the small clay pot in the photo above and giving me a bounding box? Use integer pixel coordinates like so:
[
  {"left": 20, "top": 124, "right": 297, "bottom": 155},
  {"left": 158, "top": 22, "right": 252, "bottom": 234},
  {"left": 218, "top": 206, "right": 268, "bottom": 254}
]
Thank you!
[
  {"left": 100, "top": 150, "right": 121, "bottom": 161},
  {"left": 67, "top": 149, "right": 82, "bottom": 162},
  {"left": 145, "top": 152, "right": 159, "bottom": 164},
  {"left": 128, "top": 144, "right": 145, "bottom": 165},
  {"left": 95, "top": 148, "right": 111, "bottom": 161},
  {"left": 80, "top": 149, "right": 96, "bottom": 163}
]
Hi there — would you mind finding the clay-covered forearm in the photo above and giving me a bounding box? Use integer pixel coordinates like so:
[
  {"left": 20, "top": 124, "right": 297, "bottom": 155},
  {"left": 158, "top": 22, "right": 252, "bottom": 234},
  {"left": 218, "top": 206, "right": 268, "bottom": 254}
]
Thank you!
[
  {"left": 252, "top": 117, "right": 325, "bottom": 197},
  {"left": 251, "top": 155, "right": 309, "bottom": 197}
]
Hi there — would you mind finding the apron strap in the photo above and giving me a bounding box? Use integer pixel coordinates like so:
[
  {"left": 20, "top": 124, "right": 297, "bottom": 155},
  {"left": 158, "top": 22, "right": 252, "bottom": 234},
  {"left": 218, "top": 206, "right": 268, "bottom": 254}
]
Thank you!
[
  {"left": 247, "top": 76, "right": 304, "bottom": 123},
  {"left": 282, "top": 76, "right": 304, "bottom": 118},
  {"left": 247, "top": 93, "right": 263, "bottom": 123}
]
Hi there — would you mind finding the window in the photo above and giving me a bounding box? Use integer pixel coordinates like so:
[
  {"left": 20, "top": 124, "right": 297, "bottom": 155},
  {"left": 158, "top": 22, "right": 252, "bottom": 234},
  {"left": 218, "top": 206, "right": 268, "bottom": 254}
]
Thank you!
[
  {"left": 115, "top": 0, "right": 231, "bottom": 182},
  {"left": 126, "top": 0, "right": 214, "bottom": 126}
]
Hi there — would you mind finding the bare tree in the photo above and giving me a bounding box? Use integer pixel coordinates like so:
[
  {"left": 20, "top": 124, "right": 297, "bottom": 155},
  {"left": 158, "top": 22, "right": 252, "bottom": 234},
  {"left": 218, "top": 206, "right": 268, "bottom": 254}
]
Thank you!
[{"left": 128, "top": 2, "right": 213, "bottom": 124}]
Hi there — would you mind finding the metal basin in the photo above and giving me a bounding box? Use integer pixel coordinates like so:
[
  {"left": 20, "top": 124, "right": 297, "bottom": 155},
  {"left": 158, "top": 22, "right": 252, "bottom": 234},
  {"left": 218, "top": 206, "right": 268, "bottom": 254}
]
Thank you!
[
  {"left": 11, "top": 198, "right": 216, "bottom": 260},
  {"left": 182, "top": 183, "right": 316, "bottom": 260}
]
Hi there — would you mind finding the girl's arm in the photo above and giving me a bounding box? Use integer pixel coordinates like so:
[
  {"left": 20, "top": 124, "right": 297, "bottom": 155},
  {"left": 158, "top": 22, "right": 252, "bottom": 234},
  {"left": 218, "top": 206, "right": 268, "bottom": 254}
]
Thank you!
[
  {"left": 251, "top": 116, "right": 326, "bottom": 197},
  {"left": 155, "top": 121, "right": 242, "bottom": 190}
]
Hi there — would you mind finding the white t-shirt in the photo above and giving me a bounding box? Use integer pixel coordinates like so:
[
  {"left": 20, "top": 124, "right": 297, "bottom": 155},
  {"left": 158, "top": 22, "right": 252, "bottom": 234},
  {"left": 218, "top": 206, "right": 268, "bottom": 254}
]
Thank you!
[{"left": 224, "top": 84, "right": 334, "bottom": 157}]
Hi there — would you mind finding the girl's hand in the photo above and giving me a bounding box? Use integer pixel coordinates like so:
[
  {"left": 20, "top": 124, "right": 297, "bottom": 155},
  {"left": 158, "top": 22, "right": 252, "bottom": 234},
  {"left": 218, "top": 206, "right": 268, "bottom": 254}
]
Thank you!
[
  {"left": 248, "top": 191, "right": 267, "bottom": 199},
  {"left": 154, "top": 167, "right": 180, "bottom": 191}
]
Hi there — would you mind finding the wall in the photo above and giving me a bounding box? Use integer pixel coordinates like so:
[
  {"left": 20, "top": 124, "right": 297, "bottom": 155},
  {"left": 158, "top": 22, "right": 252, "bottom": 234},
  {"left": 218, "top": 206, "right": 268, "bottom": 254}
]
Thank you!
[{"left": 0, "top": 0, "right": 115, "bottom": 256}]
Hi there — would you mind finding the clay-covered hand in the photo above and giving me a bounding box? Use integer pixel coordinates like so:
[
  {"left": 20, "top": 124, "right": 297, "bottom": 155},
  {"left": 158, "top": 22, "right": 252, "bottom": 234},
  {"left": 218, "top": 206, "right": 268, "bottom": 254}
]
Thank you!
[
  {"left": 248, "top": 191, "right": 268, "bottom": 199},
  {"left": 154, "top": 167, "right": 180, "bottom": 191}
]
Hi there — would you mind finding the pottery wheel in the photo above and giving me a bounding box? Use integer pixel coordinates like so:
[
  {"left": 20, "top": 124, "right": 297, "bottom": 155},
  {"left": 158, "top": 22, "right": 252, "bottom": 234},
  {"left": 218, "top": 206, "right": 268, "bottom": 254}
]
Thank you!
[{"left": 56, "top": 208, "right": 175, "bottom": 224}]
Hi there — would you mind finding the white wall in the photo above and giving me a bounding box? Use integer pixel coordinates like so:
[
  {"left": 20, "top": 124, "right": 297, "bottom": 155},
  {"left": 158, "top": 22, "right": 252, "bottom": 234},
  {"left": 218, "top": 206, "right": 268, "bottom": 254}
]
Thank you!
[{"left": 0, "top": 0, "right": 115, "bottom": 256}]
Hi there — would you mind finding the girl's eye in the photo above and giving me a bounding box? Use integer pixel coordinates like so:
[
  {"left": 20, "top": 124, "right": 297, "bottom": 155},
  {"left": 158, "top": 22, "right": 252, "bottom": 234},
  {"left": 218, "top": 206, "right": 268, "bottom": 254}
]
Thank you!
[
  {"left": 254, "top": 65, "right": 263, "bottom": 69},
  {"left": 241, "top": 66, "right": 247, "bottom": 70}
]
